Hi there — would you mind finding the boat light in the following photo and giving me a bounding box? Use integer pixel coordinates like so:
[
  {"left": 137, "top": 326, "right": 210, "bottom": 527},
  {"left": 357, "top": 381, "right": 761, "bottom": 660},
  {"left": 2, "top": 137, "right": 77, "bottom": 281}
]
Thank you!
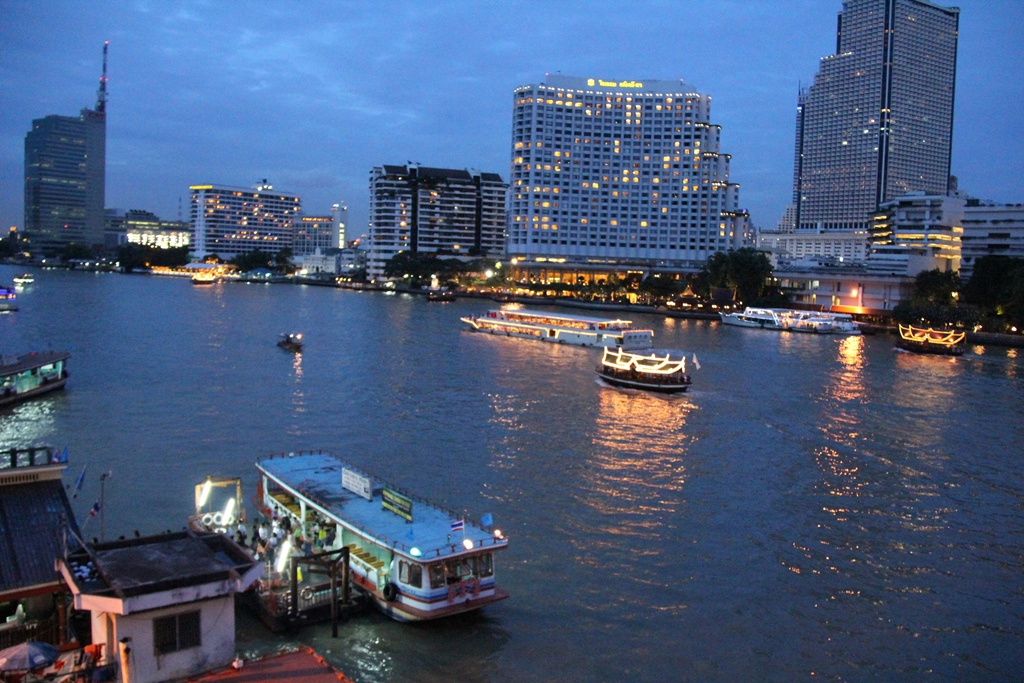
[
  {"left": 276, "top": 539, "right": 292, "bottom": 573},
  {"left": 462, "top": 539, "right": 474, "bottom": 550},
  {"left": 223, "top": 498, "right": 236, "bottom": 525},
  {"left": 410, "top": 547, "right": 422, "bottom": 557},
  {"left": 494, "top": 529, "right": 503, "bottom": 539},
  {"left": 198, "top": 479, "right": 212, "bottom": 508}
]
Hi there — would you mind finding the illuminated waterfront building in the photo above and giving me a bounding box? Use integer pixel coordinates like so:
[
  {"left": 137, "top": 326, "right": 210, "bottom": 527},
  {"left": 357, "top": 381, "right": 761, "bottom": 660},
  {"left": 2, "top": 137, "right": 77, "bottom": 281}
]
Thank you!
[
  {"left": 23, "top": 43, "right": 108, "bottom": 253},
  {"left": 367, "top": 164, "right": 507, "bottom": 281},
  {"left": 507, "top": 75, "right": 749, "bottom": 282},
  {"left": 792, "top": 0, "right": 960, "bottom": 233},
  {"left": 106, "top": 209, "right": 189, "bottom": 249},
  {"left": 189, "top": 181, "right": 301, "bottom": 260},
  {"left": 868, "top": 192, "right": 963, "bottom": 275}
]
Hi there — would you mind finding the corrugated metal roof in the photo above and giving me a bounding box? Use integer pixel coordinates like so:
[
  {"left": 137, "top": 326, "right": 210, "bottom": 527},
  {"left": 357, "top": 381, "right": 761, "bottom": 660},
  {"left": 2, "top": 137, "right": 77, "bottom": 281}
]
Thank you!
[{"left": 0, "top": 479, "right": 81, "bottom": 596}]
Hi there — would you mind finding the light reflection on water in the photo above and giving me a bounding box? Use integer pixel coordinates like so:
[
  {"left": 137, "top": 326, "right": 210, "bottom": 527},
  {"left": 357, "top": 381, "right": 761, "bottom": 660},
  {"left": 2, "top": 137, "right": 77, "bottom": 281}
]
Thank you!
[{"left": 3, "top": 266, "right": 1024, "bottom": 682}]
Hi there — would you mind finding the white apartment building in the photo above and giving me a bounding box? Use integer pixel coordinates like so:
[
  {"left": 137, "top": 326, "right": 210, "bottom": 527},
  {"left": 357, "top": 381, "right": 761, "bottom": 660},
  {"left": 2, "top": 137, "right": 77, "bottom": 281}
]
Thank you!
[
  {"left": 960, "top": 201, "right": 1024, "bottom": 281},
  {"left": 190, "top": 181, "right": 301, "bottom": 260},
  {"left": 366, "top": 165, "right": 507, "bottom": 281},
  {"left": 508, "top": 75, "right": 749, "bottom": 281}
]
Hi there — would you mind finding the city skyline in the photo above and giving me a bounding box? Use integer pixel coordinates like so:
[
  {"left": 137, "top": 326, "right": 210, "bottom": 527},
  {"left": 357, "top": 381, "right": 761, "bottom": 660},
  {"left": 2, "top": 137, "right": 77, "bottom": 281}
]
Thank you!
[{"left": 1, "top": 0, "right": 1021, "bottom": 240}]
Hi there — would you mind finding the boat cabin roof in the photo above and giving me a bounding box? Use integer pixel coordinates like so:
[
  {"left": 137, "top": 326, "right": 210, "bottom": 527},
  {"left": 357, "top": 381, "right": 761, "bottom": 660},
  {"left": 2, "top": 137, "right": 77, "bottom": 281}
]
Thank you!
[
  {"left": 491, "top": 309, "right": 633, "bottom": 326},
  {"left": 257, "top": 452, "right": 505, "bottom": 562},
  {"left": 0, "top": 351, "right": 70, "bottom": 377}
]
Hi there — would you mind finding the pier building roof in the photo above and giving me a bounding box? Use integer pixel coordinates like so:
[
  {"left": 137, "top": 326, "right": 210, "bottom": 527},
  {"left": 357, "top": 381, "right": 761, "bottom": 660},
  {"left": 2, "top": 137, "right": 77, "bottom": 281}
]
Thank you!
[
  {"left": 0, "top": 447, "right": 81, "bottom": 602},
  {"left": 59, "top": 531, "right": 261, "bottom": 615}
]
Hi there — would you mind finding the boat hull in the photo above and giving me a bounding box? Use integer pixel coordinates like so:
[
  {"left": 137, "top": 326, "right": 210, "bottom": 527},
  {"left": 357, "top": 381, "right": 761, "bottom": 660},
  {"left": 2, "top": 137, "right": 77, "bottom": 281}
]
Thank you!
[
  {"left": 0, "top": 376, "right": 67, "bottom": 408},
  {"left": 596, "top": 371, "right": 690, "bottom": 393},
  {"left": 896, "top": 339, "right": 964, "bottom": 356}
]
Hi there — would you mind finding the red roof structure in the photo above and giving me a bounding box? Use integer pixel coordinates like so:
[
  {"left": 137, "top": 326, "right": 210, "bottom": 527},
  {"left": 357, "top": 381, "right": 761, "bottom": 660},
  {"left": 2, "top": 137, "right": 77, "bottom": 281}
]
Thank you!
[{"left": 187, "top": 648, "right": 354, "bottom": 683}]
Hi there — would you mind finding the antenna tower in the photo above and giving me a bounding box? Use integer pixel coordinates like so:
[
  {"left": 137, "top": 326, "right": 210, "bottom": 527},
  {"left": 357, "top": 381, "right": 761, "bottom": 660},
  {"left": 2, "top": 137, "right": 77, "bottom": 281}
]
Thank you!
[{"left": 96, "top": 41, "right": 109, "bottom": 113}]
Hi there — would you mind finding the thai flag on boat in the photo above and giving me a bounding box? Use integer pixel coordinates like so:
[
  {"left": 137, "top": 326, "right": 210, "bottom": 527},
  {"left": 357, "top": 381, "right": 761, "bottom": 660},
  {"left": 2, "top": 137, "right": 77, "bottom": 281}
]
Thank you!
[
  {"left": 450, "top": 519, "right": 464, "bottom": 533},
  {"left": 692, "top": 353, "right": 701, "bottom": 371},
  {"left": 72, "top": 465, "right": 88, "bottom": 498},
  {"left": 89, "top": 501, "right": 101, "bottom": 517}
]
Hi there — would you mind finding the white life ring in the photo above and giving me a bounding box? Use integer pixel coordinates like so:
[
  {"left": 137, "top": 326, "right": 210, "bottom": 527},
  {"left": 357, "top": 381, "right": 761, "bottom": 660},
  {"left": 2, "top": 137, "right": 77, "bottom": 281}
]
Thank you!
[
  {"left": 212, "top": 512, "right": 224, "bottom": 526},
  {"left": 201, "top": 513, "right": 214, "bottom": 526}
]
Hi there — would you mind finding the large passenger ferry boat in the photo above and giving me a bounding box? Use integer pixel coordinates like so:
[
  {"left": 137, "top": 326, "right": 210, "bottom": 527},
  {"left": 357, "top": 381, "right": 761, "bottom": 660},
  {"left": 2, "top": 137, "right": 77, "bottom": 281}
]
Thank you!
[
  {"left": 1, "top": 351, "right": 70, "bottom": 408},
  {"left": 461, "top": 309, "right": 654, "bottom": 349},
  {"left": 255, "top": 451, "right": 509, "bottom": 622},
  {"left": 596, "top": 347, "right": 692, "bottom": 393},
  {"left": 896, "top": 324, "right": 965, "bottom": 356}
]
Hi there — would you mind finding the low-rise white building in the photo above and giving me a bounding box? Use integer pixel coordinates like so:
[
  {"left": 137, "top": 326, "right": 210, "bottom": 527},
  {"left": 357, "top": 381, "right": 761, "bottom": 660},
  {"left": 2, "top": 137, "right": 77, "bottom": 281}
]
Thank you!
[
  {"left": 59, "top": 531, "right": 261, "bottom": 683},
  {"left": 960, "top": 200, "right": 1024, "bottom": 281},
  {"left": 869, "top": 192, "right": 963, "bottom": 274},
  {"left": 758, "top": 228, "right": 869, "bottom": 263},
  {"left": 775, "top": 261, "right": 914, "bottom": 314}
]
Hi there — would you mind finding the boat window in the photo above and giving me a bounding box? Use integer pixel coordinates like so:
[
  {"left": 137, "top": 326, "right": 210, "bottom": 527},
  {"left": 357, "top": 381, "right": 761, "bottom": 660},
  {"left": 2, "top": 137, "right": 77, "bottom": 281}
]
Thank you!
[
  {"left": 477, "top": 553, "right": 493, "bottom": 577},
  {"left": 429, "top": 563, "right": 446, "bottom": 589},
  {"left": 399, "top": 560, "right": 422, "bottom": 588}
]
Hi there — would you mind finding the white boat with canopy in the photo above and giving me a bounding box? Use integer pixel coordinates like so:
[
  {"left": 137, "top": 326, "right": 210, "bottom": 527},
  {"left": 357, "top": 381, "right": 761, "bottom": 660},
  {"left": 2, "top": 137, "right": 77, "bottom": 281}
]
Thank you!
[
  {"left": 596, "top": 347, "right": 693, "bottom": 393},
  {"left": 461, "top": 309, "right": 654, "bottom": 349}
]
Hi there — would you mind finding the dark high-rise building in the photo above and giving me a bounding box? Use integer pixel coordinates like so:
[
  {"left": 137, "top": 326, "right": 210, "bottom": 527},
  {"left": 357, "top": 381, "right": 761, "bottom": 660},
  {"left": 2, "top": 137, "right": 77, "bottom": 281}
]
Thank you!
[
  {"left": 23, "top": 43, "right": 108, "bottom": 253},
  {"left": 792, "top": 0, "right": 959, "bottom": 233}
]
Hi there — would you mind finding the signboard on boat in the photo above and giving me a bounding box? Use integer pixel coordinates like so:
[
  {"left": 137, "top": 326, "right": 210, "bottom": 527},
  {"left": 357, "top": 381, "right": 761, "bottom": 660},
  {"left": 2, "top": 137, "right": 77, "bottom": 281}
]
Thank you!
[
  {"left": 382, "top": 487, "right": 413, "bottom": 522},
  {"left": 342, "top": 468, "right": 372, "bottom": 501}
]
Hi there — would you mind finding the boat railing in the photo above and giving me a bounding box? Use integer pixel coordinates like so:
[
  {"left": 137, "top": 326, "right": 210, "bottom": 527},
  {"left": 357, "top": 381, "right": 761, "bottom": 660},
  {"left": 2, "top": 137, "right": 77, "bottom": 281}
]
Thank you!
[
  {"left": 260, "top": 450, "right": 505, "bottom": 556},
  {"left": 0, "top": 446, "right": 57, "bottom": 470}
]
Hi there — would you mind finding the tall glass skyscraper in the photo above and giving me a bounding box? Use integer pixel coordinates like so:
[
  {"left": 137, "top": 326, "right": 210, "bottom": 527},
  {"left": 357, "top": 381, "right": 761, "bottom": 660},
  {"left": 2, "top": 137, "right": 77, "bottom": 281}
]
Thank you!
[
  {"left": 508, "top": 75, "right": 748, "bottom": 279},
  {"left": 793, "top": 0, "right": 959, "bottom": 233},
  {"left": 23, "top": 44, "right": 109, "bottom": 253}
]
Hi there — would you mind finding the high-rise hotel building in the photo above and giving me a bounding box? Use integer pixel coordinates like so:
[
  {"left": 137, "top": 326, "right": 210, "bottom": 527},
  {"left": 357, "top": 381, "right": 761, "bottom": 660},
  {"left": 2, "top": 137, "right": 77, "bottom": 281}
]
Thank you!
[
  {"left": 792, "top": 0, "right": 959, "bottom": 233},
  {"left": 189, "top": 181, "right": 301, "bottom": 260},
  {"left": 23, "top": 44, "right": 109, "bottom": 253},
  {"left": 508, "top": 75, "right": 748, "bottom": 281},
  {"left": 366, "top": 165, "right": 508, "bottom": 281}
]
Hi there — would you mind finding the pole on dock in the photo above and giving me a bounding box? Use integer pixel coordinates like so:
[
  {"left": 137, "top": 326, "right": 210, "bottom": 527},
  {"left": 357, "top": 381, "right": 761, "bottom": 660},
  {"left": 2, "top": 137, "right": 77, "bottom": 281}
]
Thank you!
[
  {"left": 99, "top": 472, "right": 110, "bottom": 542},
  {"left": 330, "top": 564, "right": 338, "bottom": 638},
  {"left": 289, "top": 557, "right": 298, "bottom": 617}
]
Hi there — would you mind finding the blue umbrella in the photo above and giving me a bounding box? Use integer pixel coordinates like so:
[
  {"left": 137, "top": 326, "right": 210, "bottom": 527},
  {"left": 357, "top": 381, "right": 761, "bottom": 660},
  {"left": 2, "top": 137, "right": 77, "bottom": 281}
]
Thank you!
[{"left": 0, "top": 641, "right": 60, "bottom": 671}]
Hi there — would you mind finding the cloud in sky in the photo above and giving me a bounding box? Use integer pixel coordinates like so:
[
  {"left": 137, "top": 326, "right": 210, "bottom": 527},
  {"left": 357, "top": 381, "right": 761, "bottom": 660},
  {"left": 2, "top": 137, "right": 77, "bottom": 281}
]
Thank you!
[{"left": 0, "top": 0, "right": 1021, "bottom": 235}]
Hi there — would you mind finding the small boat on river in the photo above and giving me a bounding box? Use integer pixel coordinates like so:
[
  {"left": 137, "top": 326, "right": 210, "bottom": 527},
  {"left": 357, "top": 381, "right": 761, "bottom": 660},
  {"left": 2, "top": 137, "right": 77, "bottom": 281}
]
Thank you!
[
  {"left": 277, "top": 333, "right": 303, "bottom": 352},
  {"left": 1, "top": 350, "right": 70, "bottom": 408},
  {"left": 427, "top": 290, "right": 456, "bottom": 302},
  {"left": 0, "top": 286, "right": 17, "bottom": 312},
  {"left": 13, "top": 273, "right": 34, "bottom": 286},
  {"left": 461, "top": 309, "right": 654, "bottom": 349},
  {"left": 255, "top": 451, "right": 509, "bottom": 622},
  {"left": 896, "top": 324, "right": 965, "bottom": 356},
  {"left": 596, "top": 347, "right": 693, "bottom": 393},
  {"left": 191, "top": 271, "right": 217, "bottom": 285}
]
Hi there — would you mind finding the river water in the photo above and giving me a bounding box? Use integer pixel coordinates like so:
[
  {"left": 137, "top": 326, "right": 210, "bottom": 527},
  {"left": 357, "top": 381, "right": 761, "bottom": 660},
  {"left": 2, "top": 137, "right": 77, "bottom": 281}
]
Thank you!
[{"left": 2, "top": 264, "right": 1022, "bottom": 682}]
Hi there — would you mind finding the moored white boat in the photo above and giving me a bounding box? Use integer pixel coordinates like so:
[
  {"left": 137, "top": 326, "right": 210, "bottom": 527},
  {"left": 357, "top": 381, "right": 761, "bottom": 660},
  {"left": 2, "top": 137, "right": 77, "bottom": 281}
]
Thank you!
[
  {"left": 12, "top": 273, "right": 34, "bottom": 286},
  {"left": 719, "top": 307, "right": 786, "bottom": 329},
  {"left": 596, "top": 347, "right": 692, "bottom": 393},
  {"left": 255, "top": 451, "right": 509, "bottom": 622},
  {"left": 461, "top": 309, "right": 654, "bottom": 349}
]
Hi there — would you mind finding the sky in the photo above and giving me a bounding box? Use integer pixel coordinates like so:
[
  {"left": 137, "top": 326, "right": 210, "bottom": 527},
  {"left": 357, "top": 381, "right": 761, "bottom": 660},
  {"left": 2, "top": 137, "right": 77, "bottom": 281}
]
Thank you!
[{"left": 1, "top": 0, "right": 1022, "bottom": 238}]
